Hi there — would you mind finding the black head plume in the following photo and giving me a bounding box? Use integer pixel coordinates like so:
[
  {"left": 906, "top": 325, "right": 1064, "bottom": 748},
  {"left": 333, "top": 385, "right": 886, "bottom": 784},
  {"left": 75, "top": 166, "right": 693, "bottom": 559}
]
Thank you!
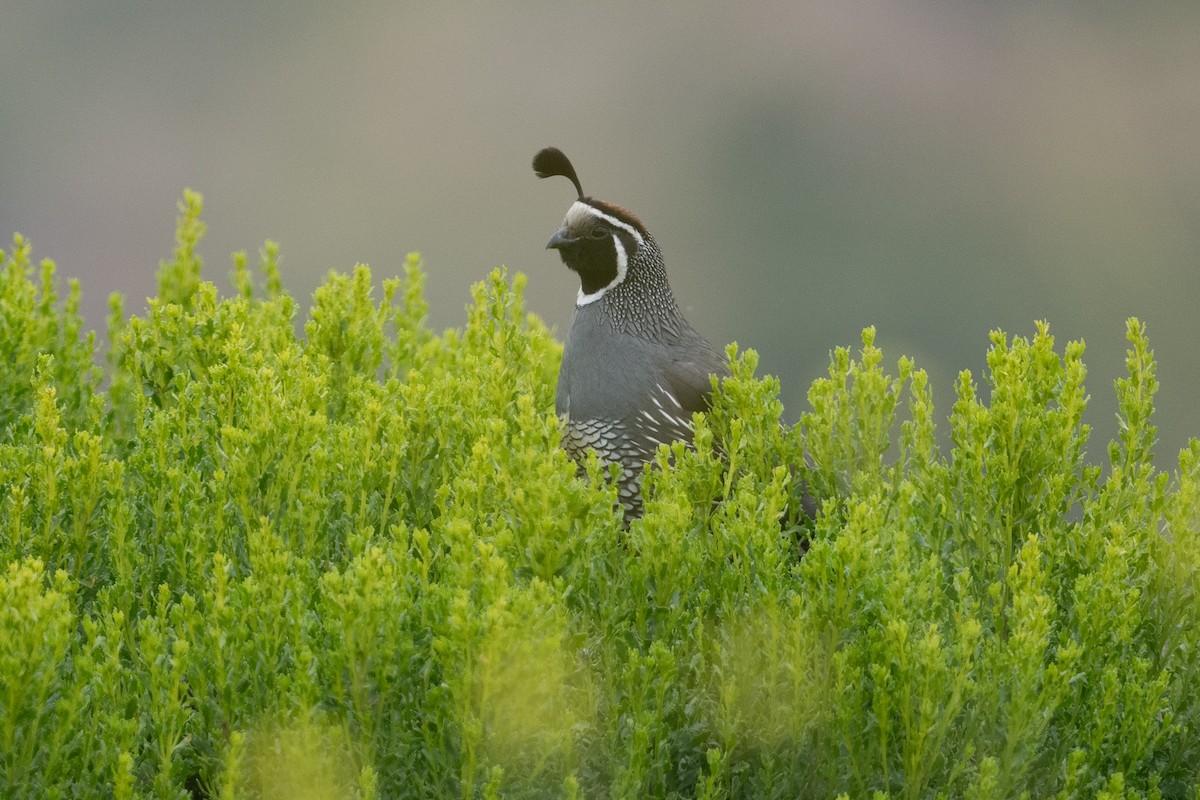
[{"left": 533, "top": 147, "right": 584, "bottom": 199}]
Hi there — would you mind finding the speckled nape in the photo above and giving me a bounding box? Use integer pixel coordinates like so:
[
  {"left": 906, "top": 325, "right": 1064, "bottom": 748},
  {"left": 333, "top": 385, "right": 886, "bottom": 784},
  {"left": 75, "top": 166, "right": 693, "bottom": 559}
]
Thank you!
[{"left": 594, "top": 233, "right": 690, "bottom": 340}]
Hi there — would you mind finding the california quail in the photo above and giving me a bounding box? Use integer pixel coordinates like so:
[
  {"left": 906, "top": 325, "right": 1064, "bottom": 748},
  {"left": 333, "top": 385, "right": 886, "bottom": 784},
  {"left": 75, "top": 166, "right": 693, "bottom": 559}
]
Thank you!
[{"left": 534, "top": 147, "right": 731, "bottom": 518}]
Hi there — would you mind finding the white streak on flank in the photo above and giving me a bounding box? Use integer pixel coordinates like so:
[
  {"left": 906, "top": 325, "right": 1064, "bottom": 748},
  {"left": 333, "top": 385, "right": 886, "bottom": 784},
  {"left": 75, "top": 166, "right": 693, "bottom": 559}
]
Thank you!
[
  {"left": 655, "top": 383, "right": 685, "bottom": 411},
  {"left": 569, "top": 201, "right": 638, "bottom": 307},
  {"left": 665, "top": 411, "right": 689, "bottom": 428}
]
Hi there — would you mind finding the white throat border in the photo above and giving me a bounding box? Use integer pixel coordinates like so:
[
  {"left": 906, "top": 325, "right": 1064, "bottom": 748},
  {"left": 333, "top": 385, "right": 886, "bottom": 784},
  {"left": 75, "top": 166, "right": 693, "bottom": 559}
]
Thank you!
[{"left": 568, "top": 201, "right": 644, "bottom": 306}]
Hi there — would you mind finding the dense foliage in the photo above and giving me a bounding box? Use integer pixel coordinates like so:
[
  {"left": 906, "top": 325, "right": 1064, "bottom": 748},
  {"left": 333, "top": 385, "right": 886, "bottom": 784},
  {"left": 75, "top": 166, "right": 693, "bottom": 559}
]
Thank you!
[{"left": 2, "top": 193, "right": 1198, "bottom": 799}]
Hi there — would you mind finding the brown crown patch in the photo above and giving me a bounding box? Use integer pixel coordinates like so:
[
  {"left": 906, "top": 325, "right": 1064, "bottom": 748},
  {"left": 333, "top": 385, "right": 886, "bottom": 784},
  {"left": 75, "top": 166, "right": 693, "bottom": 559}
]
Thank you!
[{"left": 584, "top": 198, "right": 650, "bottom": 238}]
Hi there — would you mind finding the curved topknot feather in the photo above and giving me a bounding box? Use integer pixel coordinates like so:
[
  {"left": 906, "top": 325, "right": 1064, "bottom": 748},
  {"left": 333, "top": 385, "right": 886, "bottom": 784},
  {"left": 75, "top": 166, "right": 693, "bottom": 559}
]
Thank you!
[{"left": 533, "top": 147, "right": 584, "bottom": 198}]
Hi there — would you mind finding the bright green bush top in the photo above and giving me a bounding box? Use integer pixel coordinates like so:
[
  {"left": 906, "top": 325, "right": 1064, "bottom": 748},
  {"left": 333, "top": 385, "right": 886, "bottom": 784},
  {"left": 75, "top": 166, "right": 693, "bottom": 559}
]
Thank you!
[{"left": 2, "top": 191, "right": 1198, "bottom": 799}]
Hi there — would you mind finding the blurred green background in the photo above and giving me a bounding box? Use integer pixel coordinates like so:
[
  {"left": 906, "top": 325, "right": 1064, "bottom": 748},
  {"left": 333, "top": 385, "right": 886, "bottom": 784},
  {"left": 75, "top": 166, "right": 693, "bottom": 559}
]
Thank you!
[{"left": 3, "top": 2, "right": 1197, "bottom": 468}]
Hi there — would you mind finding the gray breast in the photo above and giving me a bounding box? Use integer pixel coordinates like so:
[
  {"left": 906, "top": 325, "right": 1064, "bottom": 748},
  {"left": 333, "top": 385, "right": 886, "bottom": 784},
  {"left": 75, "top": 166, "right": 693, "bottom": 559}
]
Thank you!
[{"left": 557, "top": 303, "right": 729, "bottom": 517}]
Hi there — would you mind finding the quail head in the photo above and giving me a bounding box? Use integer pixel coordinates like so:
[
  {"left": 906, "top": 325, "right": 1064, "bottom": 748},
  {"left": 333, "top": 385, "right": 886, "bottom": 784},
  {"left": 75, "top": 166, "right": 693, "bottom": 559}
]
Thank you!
[{"left": 533, "top": 146, "right": 730, "bottom": 518}]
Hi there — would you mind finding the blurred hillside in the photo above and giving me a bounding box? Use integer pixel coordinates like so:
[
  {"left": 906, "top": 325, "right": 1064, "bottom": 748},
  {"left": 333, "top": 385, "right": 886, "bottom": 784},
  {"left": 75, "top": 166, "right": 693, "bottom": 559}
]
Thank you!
[{"left": 3, "top": 1, "right": 1197, "bottom": 466}]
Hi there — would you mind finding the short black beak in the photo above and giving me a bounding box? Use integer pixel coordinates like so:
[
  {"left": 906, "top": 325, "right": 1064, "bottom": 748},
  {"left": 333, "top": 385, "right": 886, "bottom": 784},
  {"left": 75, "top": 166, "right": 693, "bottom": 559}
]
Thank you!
[{"left": 546, "top": 228, "right": 574, "bottom": 250}]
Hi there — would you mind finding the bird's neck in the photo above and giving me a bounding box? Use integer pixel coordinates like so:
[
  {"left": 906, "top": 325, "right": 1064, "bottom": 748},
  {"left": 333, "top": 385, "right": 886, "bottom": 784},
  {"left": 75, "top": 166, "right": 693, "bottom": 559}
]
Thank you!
[{"left": 596, "top": 236, "right": 688, "bottom": 339}]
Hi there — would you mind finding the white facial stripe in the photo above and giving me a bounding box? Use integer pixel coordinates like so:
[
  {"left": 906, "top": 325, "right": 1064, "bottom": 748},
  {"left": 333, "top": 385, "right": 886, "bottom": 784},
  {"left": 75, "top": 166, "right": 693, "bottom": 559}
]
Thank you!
[
  {"left": 564, "top": 201, "right": 645, "bottom": 246},
  {"left": 611, "top": 234, "right": 628, "bottom": 286},
  {"left": 577, "top": 286, "right": 606, "bottom": 305}
]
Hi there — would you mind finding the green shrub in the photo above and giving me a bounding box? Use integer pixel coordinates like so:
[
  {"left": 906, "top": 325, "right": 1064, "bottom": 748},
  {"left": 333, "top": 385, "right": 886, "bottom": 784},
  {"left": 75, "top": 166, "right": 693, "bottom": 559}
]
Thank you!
[{"left": 1, "top": 192, "right": 1198, "bottom": 799}]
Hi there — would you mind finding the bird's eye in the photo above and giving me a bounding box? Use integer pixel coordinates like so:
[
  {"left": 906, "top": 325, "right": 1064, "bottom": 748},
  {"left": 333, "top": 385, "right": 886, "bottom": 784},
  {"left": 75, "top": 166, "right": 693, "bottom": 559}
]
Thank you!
[{"left": 591, "top": 226, "right": 610, "bottom": 239}]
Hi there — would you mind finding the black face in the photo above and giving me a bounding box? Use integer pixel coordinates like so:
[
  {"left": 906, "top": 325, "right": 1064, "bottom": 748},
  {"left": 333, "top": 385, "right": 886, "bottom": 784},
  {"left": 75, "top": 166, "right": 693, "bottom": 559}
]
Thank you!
[
  {"left": 549, "top": 231, "right": 619, "bottom": 295},
  {"left": 545, "top": 197, "right": 649, "bottom": 297}
]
